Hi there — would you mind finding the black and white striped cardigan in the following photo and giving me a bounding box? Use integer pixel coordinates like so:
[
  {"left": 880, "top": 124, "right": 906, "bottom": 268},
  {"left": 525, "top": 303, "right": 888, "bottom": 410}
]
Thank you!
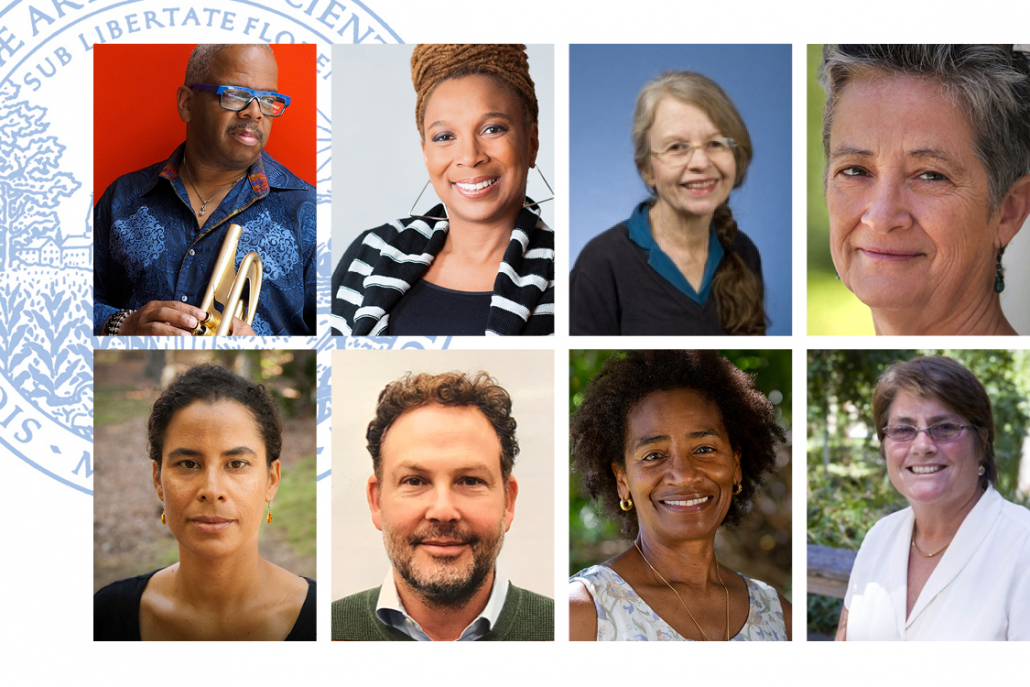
[{"left": 331, "top": 204, "right": 554, "bottom": 336}]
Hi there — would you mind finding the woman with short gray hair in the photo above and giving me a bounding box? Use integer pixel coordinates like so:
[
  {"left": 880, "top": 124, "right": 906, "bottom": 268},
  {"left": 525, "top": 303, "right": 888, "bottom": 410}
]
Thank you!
[{"left": 819, "top": 44, "right": 1030, "bottom": 335}]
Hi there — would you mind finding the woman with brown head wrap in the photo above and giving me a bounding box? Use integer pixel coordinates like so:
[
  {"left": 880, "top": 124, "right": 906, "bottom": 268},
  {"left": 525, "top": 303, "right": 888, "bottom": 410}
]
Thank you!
[{"left": 331, "top": 44, "right": 553, "bottom": 337}]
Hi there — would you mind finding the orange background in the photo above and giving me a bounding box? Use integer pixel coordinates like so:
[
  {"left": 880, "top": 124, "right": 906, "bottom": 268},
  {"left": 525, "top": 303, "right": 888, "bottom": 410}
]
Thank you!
[{"left": 94, "top": 43, "right": 316, "bottom": 202}]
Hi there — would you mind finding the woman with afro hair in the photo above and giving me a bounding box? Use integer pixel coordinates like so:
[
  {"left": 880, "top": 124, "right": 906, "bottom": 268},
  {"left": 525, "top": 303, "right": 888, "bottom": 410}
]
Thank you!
[{"left": 569, "top": 350, "right": 789, "bottom": 641}]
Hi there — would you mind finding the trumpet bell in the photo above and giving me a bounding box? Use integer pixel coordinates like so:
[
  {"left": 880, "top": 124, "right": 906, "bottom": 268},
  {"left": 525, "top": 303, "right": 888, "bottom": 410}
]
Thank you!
[{"left": 192, "top": 223, "right": 263, "bottom": 336}]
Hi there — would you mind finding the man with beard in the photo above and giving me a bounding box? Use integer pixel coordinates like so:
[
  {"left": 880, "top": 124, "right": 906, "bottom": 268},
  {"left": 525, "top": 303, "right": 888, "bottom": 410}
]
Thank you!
[
  {"left": 94, "top": 44, "right": 315, "bottom": 336},
  {"left": 331, "top": 371, "right": 554, "bottom": 641}
]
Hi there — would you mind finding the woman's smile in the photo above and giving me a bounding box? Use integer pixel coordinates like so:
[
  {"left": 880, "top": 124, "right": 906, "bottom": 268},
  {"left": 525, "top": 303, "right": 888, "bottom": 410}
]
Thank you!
[
  {"left": 421, "top": 74, "right": 538, "bottom": 229},
  {"left": 452, "top": 175, "right": 500, "bottom": 198},
  {"left": 656, "top": 493, "right": 714, "bottom": 512},
  {"left": 884, "top": 391, "right": 981, "bottom": 508},
  {"left": 644, "top": 99, "right": 736, "bottom": 221},
  {"left": 619, "top": 388, "right": 741, "bottom": 542},
  {"left": 827, "top": 74, "right": 999, "bottom": 323}
]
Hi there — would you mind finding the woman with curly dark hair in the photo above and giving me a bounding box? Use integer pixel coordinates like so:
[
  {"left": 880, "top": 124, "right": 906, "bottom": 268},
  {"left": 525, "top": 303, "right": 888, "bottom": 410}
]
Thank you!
[
  {"left": 94, "top": 364, "right": 315, "bottom": 640},
  {"left": 569, "top": 350, "right": 789, "bottom": 641}
]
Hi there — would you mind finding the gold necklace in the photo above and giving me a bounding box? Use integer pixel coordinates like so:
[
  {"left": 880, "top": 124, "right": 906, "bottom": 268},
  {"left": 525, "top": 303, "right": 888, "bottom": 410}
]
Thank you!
[
  {"left": 911, "top": 536, "right": 951, "bottom": 558},
  {"left": 634, "top": 540, "right": 730, "bottom": 641}
]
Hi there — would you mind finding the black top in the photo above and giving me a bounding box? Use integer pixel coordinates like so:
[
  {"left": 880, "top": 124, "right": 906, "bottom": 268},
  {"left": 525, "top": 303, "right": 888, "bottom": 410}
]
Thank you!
[
  {"left": 93, "top": 569, "right": 317, "bottom": 641},
  {"left": 389, "top": 279, "right": 493, "bottom": 336},
  {"left": 330, "top": 204, "right": 554, "bottom": 336},
  {"left": 570, "top": 222, "right": 763, "bottom": 335}
]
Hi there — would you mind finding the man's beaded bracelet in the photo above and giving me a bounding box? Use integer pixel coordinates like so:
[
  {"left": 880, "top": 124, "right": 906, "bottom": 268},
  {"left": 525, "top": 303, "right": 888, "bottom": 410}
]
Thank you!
[{"left": 103, "top": 309, "right": 134, "bottom": 335}]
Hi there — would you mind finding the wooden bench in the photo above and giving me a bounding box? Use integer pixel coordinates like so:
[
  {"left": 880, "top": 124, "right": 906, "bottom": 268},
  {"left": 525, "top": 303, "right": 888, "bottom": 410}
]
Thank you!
[{"left": 807, "top": 544, "right": 857, "bottom": 599}]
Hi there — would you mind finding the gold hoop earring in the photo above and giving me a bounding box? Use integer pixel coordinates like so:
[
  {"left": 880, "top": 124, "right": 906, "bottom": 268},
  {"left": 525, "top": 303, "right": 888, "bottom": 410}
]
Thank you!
[
  {"left": 266, "top": 502, "right": 273, "bottom": 525},
  {"left": 619, "top": 497, "right": 633, "bottom": 511},
  {"left": 733, "top": 483, "right": 742, "bottom": 495},
  {"left": 161, "top": 510, "right": 166, "bottom": 525}
]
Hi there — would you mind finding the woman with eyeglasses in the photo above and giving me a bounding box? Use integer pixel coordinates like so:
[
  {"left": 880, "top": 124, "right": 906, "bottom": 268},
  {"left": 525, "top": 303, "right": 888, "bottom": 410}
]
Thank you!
[
  {"left": 330, "top": 44, "right": 554, "bottom": 336},
  {"left": 570, "top": 71, "right": 766, "bottom": 336},
  {"left": 838, "top": 356, "right": 1030, "bottom": 641}
]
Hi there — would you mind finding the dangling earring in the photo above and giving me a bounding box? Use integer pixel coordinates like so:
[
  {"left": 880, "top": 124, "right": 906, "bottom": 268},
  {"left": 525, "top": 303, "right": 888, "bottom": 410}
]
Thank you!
[
  {"left": 978, "top": 463, "right": 986, "bottom": 476},
  {"left": 408, "top": 167, "right": 556, "bottom": 222},
  {"left": 161, "top": 510, "right": 166, "bottom": 525},
  {"left": 522, "top": 166, "right": 555, "bottom": 211},
  {"left": 408, "top": 180, "right": 449, "bottom": 221},
  {"left": 266, "top": 502, "right": 273, "bottom": 525},
  {"left": 619, "top": 497, "right": 633, "bottom": 511},
  {"left": 994, "top": 246, "right": 1006, "bottom": 293},
  {"left": 733, "top": 483, "right": 743, "bottom": 495}
]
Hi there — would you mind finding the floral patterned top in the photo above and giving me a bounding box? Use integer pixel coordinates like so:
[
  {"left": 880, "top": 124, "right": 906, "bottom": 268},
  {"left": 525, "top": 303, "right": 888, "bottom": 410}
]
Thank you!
[{"left": 571, "top": 565, "right": 787, "bottom": 641}]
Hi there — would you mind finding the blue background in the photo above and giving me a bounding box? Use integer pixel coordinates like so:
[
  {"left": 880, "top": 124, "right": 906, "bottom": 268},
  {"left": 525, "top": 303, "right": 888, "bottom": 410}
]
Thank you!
[{"left": 570, "top": 44, "right": 793, "bottom": 335}]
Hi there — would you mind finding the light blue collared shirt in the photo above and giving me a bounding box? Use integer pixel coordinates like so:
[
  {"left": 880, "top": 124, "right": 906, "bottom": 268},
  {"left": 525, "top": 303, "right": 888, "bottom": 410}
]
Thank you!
[
  {"left": 626, "top": 201, "right": 724, "bottom": 305},
  {"left": 374, "top": 567, "right": 510, "bottom": 641}
]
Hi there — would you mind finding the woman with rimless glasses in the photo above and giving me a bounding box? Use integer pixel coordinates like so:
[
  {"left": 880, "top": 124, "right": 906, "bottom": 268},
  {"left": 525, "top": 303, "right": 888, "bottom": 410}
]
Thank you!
[
  {"left": 838, "top": 356, "right": 1030, "bottom": 641},
  {"left": 571, "top": 71, "right": 766, "bottom": 335}
]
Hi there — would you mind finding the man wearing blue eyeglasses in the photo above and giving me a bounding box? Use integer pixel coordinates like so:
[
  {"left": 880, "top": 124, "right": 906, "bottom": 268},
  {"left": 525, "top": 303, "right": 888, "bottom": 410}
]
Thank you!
[{"left": 93, "top": 44, "right": 316, "bottom": 336}]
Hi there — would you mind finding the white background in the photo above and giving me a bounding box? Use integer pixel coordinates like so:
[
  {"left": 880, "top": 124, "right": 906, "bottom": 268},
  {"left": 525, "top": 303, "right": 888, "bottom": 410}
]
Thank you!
[
  {"left": 3, "top": 0, "right": 1029, "bottom": 684},
  {"left": 331, "top": 43, "right": 555, "bottom": 268},
  {"left": 330, "top": 349, "right": 554, "bottom": 599}
]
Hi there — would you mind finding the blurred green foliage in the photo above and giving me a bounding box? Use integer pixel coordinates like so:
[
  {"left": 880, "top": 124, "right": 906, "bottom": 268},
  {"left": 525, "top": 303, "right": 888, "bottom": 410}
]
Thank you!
[
  {"left": 265, "top": 454, "right": 317, "bottom": 558},
  {"left": 570, "top": 350, "right": 793, "bottom": 598},
  {"left": 806, "top": 349, "right": 1030, "bottom": 634},
  {"left": 806, "top": 43, "right": 875, "bottom": 335}
]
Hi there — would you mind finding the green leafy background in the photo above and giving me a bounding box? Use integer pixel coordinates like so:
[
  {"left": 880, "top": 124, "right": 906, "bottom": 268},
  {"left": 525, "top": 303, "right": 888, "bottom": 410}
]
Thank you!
[
  {"left": 569, "top": 350, "right": 793, "bottom": 601},
  {"left": 806, "top": 349, "right": 1030, "bottom": 635}
]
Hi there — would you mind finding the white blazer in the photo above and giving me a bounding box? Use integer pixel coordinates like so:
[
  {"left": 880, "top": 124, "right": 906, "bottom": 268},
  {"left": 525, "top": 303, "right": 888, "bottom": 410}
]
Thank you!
[{"left": 845, "top": 486, "right": 1030, "bottom": 640}]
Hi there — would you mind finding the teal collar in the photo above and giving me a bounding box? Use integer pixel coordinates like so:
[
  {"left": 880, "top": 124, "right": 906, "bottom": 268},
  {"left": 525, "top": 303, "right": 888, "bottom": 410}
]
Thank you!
[{"left": 626, "top": 201, "right": 723, "bottom": 305}]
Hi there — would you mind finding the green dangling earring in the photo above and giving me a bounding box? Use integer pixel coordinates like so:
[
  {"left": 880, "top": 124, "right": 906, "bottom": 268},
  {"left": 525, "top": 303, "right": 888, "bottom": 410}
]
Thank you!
[{"left": 994, "top": 246, "right": 1006, "bottom": 293}]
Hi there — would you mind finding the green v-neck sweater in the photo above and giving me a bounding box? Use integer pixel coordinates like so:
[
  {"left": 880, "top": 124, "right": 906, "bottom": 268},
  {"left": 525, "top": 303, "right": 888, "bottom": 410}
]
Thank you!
[{"left": 331, "top": 583, "right": 553, "bottom": 641}]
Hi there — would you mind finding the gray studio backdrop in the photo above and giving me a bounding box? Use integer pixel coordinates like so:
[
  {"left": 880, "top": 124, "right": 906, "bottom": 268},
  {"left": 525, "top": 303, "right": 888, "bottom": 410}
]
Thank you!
[
  {"left": 330, "top": 349, "right": 555, "bottom": 601},
  {"left": 330, "top": 44, "right": 555, "bottom": 269}
]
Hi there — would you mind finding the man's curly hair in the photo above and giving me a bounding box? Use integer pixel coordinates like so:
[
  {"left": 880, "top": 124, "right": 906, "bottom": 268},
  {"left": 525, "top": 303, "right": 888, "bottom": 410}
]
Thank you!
[
  {"left": 367, "top": 371, "right": 518, "bottom": 481},
  {"left": 571, "top": 350, "right": 785, "bottom": 536}
]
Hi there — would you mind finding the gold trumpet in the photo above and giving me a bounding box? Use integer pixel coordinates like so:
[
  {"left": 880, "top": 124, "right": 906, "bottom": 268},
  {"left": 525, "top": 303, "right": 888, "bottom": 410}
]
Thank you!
[{"left": 192, "top": 223, "right": 263, "bottom": 336}]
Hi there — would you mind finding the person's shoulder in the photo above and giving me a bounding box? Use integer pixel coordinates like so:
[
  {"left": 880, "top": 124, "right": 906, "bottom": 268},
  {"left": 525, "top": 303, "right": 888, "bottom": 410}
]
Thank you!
[
  {"left": 569, "top": 564, "right": 613, "bottom": 585},
  {"left": 740, "top": 573, "right": 779, "bottom": 599},
  {"left": 576, "top": 223, "right": 632, "bottom": 261},
  {"left": 337, "top": 221, "right": 408, "bottom": 266},
  {"left": 331, "top": 586, "right": 380, "bottom": 610},
  {"left": 94, "top": 569, "right": 160, "bottom": 600},
  {"left": 100, "top": 159, "right": 168, "bottom": 197},
  {"left": 331, "top": 587, "right": 388, "bottom": 640},
  {"left": 996, "top": 492, "right": 1030, "bottom": 537},
  {"left": 494, "top": 583, "right": 554, "bottom": 641},
  {"left": 731, "top": 229, "right": 761, "bottom": 262},
  {"left": 261, "top": 152, "right": 315, "bottom": 193},
  {"left": 284, "top": 577, "right": 317, "bottom": 641},
  {"left": 93, "top": 569, "right": 162, "bottom": 641},
  {"left": 508, "top": 582, "right": 554, "bottom": 609},
  {"left": 858, "top": 506, "right": 911, "bottom": 551}
]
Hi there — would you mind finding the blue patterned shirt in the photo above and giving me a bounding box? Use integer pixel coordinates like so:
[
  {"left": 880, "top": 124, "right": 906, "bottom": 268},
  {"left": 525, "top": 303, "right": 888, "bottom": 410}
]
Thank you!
[{"left": 93, "top": 144, "right": 316, "bottom": 335}]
